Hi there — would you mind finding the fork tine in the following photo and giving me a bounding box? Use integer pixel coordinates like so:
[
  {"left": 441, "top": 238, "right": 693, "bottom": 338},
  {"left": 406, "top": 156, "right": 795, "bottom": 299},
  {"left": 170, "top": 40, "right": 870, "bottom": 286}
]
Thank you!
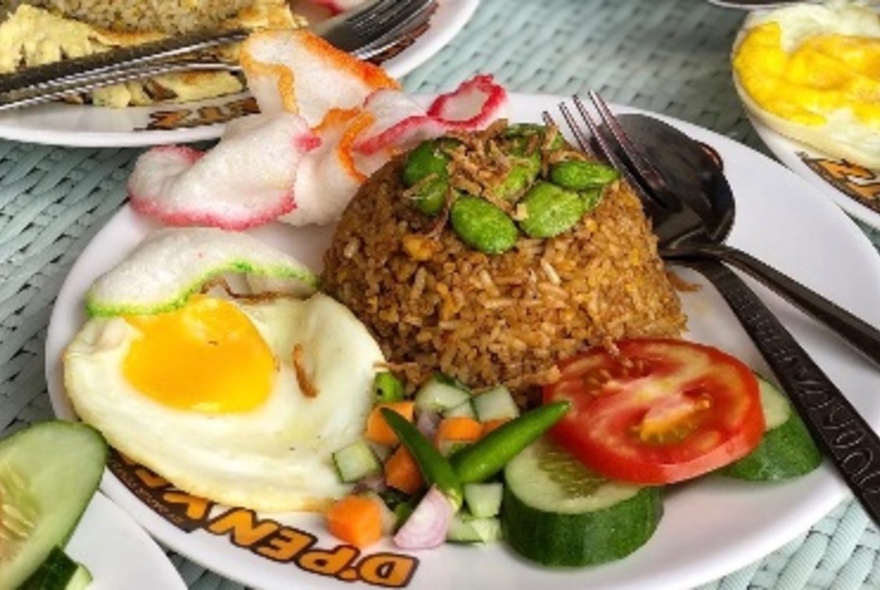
[
  {"left": 546, "top": 103, "right": 590, "bottom": 155},
  {"left": 586, "top": 90, "right": 678, "bottom": 206},
  {"left": 550, "top": 95, "right": 669, "bottom": 213},
  {"left": 348, "top": 0, "right": 398, "bottom": 25},
  {"left": 570, "top": 95, "right": 621, "bottom": 169},
  {"left": 357, "top": 0, "right": 429, "bottom": 32},
  {"left": 353, "top": 0, "right": 435, "bottom": 60}
]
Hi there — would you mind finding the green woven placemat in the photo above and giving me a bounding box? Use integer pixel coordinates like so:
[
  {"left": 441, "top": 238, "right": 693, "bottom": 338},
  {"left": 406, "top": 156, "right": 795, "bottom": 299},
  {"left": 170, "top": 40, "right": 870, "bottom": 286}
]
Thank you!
[{"left": 2, "top": 0, "right": 879, "bottom": 588}]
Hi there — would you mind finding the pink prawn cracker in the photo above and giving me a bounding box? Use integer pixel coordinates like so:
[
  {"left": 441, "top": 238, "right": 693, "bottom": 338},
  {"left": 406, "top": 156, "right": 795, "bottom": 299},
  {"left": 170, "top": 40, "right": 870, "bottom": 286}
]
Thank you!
[
  {"left": 278, "top": 77, "right": 509, "bottom": 226},
  {"left": 241, "top": 28, "right": 400, "bottom": 123},
  {"left": 355, "top": 75, "right": 510, "bottom": 156},
  {"left": 128, "top": 114, "right": 318, "bottom": 230},
  {"left": 128, "top": 29, "right": 509, "bottom": 231}
]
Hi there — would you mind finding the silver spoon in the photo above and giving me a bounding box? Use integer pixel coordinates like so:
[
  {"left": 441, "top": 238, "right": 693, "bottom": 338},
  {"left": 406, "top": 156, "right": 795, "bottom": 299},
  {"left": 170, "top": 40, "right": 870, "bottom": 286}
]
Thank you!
[
  {"left": 611, "top": 113, "right": 880, "bottom": 371},
  {"left": 608, "top": 112, "right": 880, "bottom": 527}
]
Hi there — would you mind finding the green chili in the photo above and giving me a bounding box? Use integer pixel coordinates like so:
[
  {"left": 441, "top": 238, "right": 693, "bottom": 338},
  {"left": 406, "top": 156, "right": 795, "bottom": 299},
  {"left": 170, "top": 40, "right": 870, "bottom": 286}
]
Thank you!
[
  {"left": 450, "top": 400, "right": 570, "bottom": 484},
  {"left": 381, "top": 408, "right": 464, "bottom": 509}
]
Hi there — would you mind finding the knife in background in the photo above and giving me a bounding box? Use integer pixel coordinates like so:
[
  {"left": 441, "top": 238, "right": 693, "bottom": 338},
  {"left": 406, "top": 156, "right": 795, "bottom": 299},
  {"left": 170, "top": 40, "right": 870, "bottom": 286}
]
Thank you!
[
  {"left": 0, "top": 0, "right": 435, "bottom": 110},
  {"left": 0, "top": 27, "right": 250, "bottom": 96}
]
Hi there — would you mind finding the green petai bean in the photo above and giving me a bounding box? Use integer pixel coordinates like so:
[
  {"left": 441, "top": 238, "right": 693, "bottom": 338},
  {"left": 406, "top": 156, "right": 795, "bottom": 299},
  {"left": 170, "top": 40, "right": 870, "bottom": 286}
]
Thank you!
[
  {"left": 581, "top": 186, "right": 604, "bottom": 211},
  {"left": 403, "top": 139, "right": 462, "bottom": 216},
  {"left": 402, "top": 139, "right": 452, "bottom": 187},
  {"left": 410, "top": 177, "right": 450, "bottom": 216},
  {"left": 517, "top": 181, "right": 587, "bottom": 238},
  {"left": 549, "top": 160, "right": 619, "bottom": 191},
  {"left": 492, "top": 152, "right": 542, "bottom": 202},
  {"left": 450, "top": 196, "right": 519, "bottom": 254},
  {"left": 503, "top": 123, "right": 565, "bottom": 150}
]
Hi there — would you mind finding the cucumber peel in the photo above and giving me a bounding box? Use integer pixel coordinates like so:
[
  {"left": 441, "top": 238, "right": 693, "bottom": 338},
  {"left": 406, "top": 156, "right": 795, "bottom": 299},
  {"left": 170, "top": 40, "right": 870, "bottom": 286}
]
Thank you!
[
  {"left": 720, "top": 376, "right": 822, "bottom": 481},
  {"left": 502, "top": 437, "right": 662, "bottom": 567},
  {"left": 21, "top": 546, "right": 92, "bottom": 590},
  {"left": 0, "top": 421, "right": 107, "bottom": 589}
]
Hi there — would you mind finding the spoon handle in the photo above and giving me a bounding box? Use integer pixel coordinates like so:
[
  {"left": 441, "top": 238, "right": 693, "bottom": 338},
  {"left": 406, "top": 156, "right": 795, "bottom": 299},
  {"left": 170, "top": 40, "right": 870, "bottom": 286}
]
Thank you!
[
  {"left": 684, "top": 258, "right": 880, "bottom": 527},
  {"left": 684, "top": 258, "right": 880, "bottom": 525},
  {"left": 675, "top": 243, "right": 880, "bottom": 370}
]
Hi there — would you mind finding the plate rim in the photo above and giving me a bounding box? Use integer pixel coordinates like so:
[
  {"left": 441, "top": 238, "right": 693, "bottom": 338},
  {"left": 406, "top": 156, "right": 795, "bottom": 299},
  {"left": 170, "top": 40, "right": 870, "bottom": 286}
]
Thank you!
[
  {"left": 44, "top": 92, "right": 880, "bottom": 590},
  {"left": 748, "top": 114, "right": 880, "bottom": 231},
  {"left": 67, "top": 491, "right": 187, "bottom": 590}
]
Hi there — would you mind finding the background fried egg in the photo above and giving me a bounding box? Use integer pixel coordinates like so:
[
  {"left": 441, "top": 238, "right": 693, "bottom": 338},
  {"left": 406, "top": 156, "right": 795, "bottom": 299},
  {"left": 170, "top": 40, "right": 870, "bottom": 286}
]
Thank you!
[
  {"left": 732, "top": 1, "right": 880, "bottom": 169},
  {"left": 64, "top": 292, "right": 385, "bottom": 513}
]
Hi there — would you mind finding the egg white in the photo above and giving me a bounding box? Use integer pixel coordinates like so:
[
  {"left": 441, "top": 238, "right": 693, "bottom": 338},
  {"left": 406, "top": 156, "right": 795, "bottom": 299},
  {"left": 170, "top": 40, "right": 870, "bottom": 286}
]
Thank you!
[{"left": 63, "top": 292, "right": 385, "bottom": 512}]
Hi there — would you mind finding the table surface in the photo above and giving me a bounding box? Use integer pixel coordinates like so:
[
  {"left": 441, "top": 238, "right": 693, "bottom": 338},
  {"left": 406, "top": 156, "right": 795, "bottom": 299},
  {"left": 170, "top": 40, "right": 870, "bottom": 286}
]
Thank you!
[{"left": 3, "top": 0, "right": 880, "bottom": 588}]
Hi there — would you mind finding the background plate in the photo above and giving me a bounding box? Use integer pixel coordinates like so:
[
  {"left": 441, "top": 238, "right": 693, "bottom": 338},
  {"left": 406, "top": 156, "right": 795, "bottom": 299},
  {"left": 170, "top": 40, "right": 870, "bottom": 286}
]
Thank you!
[
  {"left": 45, "top": 94, "right": 880, "bottom": 590},
  {"left": 748, "top": 115, "right": 880, "bottom": 231},
  {"left": 67, "top": 492, "right": 186, "bottom": 590},
  {"left": 0, "top": 0, "right": 479, "bottom": 148}
]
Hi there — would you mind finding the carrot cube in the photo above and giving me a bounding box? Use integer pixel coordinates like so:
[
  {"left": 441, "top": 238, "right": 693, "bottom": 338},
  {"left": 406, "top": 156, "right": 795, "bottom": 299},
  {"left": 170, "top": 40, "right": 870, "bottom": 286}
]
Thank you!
[
  {"left": 365, "top": 401, "right": 415, "bottom": 446},
  {"left": 384, "top": 445, "right": 425, "bottom": 494},
  {"left": 435, "top": 416, "right": 484, "bottom": 444},
  {"left": 325, "top": 495, "right": 383, "bottom": 548}
]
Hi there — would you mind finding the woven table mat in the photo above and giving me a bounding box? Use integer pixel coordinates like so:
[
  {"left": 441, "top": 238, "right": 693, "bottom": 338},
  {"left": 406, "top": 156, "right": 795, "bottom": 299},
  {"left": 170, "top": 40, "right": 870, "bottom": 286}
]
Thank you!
[{"left": 1, "top": 0, "right": 879, "bottom": 588}]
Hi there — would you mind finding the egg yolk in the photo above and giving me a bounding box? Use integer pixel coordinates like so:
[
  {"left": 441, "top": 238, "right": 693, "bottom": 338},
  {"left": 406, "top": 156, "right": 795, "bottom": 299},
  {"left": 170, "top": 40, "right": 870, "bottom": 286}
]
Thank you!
[
  {"left": 733, "top": 22, "right": 880, "bottom": 126},
  {"left": 122, "top": 296, "right": 276, "bottom": 413}
]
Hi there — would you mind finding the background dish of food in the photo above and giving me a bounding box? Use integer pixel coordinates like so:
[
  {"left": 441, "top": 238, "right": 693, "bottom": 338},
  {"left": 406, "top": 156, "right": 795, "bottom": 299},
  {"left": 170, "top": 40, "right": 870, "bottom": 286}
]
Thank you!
[
  {"left": 0, "top": 0, "right": 479, "bottom": 147},
  {"left": 747, "top": 116, "right": 880, "bottom": 231},
  {"left": 66, "top": 492, "right": 187, "bottom": 590},
  {"left": 44, "top": 95, "right": 880, "bottom": 590},
  {"left": 730, "top": 1, "right": 880, "bottom": 230}
]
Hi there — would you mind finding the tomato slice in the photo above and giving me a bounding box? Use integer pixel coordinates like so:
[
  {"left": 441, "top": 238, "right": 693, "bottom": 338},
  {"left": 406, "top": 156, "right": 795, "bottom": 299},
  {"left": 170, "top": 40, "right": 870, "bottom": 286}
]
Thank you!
[{"left": 543, "top": 338, "right": 764, "bottom": 484}]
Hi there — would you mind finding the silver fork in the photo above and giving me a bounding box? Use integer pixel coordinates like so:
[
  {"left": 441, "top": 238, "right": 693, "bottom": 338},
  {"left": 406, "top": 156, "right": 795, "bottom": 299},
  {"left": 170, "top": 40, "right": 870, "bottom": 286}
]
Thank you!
[
  {"left": 0, "top": 0, "right": 435, "bottom": 111},
  {"left": 550, "top": 94, "right": 880, "bottom": 529},
  {"left": 572, "top": 92, "right": 880, "bottom": 371},
  {"left": 318, "top": 0, "right": 436, "bottom": 59}
]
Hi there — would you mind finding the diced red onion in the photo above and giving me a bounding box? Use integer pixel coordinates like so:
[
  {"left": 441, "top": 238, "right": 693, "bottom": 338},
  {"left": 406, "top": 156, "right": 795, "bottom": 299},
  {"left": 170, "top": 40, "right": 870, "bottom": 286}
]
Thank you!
[
  {"left": 353, "top": 472, "right": 387, "bottom": 494},
  {"left": 393, "top": 486, "right": 455, "bottom": 549},
  {"left": 416, "top": 409, "right": 441, "bottom": 441}
]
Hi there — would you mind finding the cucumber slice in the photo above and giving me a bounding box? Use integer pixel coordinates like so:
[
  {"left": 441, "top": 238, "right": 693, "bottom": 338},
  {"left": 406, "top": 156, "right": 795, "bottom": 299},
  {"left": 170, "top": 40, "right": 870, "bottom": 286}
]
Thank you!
[
  {"left": 463, "top": 482, "right": 503, "bottom": 518},
  {"left": 21, "top": 546, "right": 92, "bottom": 590},
  {"left": 447, "top": 512, "right": 503, "bottom": 544},
  {"left": 414, "top": 373, "right": 472, "bottom": 414},
  {"left": 442, "top": 400, "right": 476, "bottom": 419},
  {"left": 472, "top": 385, "right": 519, "bottom": 422},
  {"left": 0, "top": 421, "right": 108, "bottom": 589},
  {"left": 502, "top": 437, "right": 662, "bottom": 567},
  {"left": 332, "top": 439, "right": 381, "bottom": 483},
  {"left": 720, "top": 376, "right": 822, "bottom": 481}
]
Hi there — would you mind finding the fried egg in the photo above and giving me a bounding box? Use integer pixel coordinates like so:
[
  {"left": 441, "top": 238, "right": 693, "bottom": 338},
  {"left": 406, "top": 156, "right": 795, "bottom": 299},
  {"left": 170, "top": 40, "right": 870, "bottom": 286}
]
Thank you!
[
  {"left": 64, "top": 291, "right": 385, "bottom": 513},
  {"left": 732, "top": 1, "right": 880, "bottom": 169}
]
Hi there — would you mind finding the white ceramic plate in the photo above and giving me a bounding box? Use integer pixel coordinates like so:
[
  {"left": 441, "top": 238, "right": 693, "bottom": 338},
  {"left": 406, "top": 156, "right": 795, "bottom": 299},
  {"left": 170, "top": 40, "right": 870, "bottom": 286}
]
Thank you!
[
  {"left": 67, "top": 492, "right": 186, "bottom": 590},
  {"left": 747, "top": 115, "right": 880, "bottom": 231},
  {"left": 45, "top": 94, "right": 880, "bottom": 590},
  {"left": 0, "top": 0, "right": 479, "bottom": 148}
]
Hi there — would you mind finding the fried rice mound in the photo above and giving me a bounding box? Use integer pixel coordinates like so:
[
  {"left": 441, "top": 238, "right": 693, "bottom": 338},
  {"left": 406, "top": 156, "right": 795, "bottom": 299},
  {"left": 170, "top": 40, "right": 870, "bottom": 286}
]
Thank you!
[{"left": 320, "top": 123, "right": 687, "bottom": 403}]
